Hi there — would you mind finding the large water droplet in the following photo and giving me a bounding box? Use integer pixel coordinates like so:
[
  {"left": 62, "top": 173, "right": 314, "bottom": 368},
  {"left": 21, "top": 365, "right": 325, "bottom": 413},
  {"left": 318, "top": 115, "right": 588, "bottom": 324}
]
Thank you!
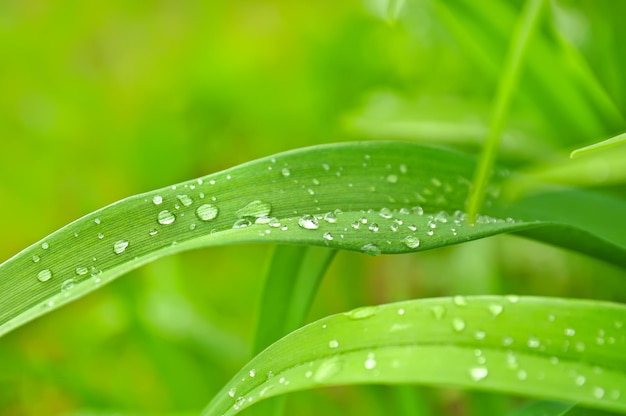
[
  {"left": 298, "top": 214, "right": 319, "bottom": 230},
  {"left": 37, "top": 269, "right": 52, "bottom": 282},
  {"left": 237, "top": 200, "right": 272, "bottom": 219},
  {"left": 158, "top": 210, "right": 176, "bottom": 225},
  {"left": 360, "top": 243, "right": 381, "bottom": 256},
  {"left": 402, "top": 236, "right": 420, "bottom": 249},
  {"left": 113, "top": 240, "right": 129, "bottom": 254},
  {"left": 196, "top": 204, "right": 219, "bottom": 221},
  {"left": 176, "top": 194, "right": 193, "bottom": 207},
  {"left": 469, "top": 366, "right": 488, "bottom": 381}
]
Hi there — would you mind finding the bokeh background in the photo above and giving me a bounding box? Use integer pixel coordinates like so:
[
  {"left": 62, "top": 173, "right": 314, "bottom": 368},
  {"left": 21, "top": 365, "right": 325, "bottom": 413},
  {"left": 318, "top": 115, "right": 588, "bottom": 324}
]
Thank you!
[{"left": 1, "top": 0, "right": 625, "bottom": 414}]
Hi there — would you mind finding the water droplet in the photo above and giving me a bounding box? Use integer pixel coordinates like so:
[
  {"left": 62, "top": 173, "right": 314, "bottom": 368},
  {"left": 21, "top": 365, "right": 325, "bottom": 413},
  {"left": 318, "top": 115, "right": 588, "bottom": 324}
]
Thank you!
[
  {"left": 113, "top": 240, "right": 129, "bottom": 254},
  {"left": 266, "top": 371, "right": 274, "bottom": 380},
  {"left": 323, "top": 212, "right": 337, "bottom": 223},
  {"left": 378, "top": 208, "right": 393, "bottom": 219},
  {"left": 298, "top": 214, "right": 319, "bottom": 230},
  {"left": 233, "top": 396, "right": 246, "bottom": 410},
  {"left": 351, "top": 221, "right": 360, "bottom": 229},
  {"left": 323, "top": 232, "right": 334, "bottom": 241},
  {"left": 328, "top": 339, "right": 339, "bottom": 348},
  {"left": 401, "top": 236, "right": 420, "bottom": 249},
  {"left": 527, "top": 337, "right": 541, "bottom": 348},
  {"left": 228, "top": 387, "right": 236, "bottom": 398},
  {"left": 364, "top": 353, "right": 377, "bottom": 370},
  {"left": 397, "top": 308, "right": 405, "bottom": 315},
  {"left": 345, "top": 305, "right": 377, "bottom": 320},
  {"left": 232, "top": 218, "right": 251, "bottom": 229},
  {"left": 517, "top": 369, "right": 528, "bottom": 380},
  {"left": 75, "top": 267, "right": 88, "bottom": 276},
  {"left": 281, "top": 167, "right": 291, "bottom": 177},
  {"left": 157, "top": 210, "right": 176, "bottom": 225},
  {"left": 152, "top": 195, "right": 163, "bottom": 205},
  {"left": 453, "top": 295, "right": 467, "bottom": 306},
  {"left": 386, "top": 174, "right": 398, "bottom": 184},
  {"left": 565, "top": 328, "right": 576, "bottom": 336},
  {"left": 97, "top": 232, "right": 104, "bottom": 240},
  {"left": 37, "top": 269, "right": 52, "bottom": 282},
  {"left": 452, "top": 318, "right": 466, "bottom": 332},
  {"left": 593, "top": 387, "right": 605, "bottom": 399},
  {"left": 506, "top": 295, "right": 520, "bottom": 303},
  {"left": 368, "top": 223, "right": 379, "bottom": 232},
  {"left": 430, "top": 305, "right": 446, "bottom": 320},
  {"left": 469, "top": 366, "right": 488, "bottom": 381},
  {"left": 361, "top": 243, "right": 381, "bottom": 256},
  {"left": 41, "top": 242, "right": 49, "bottom": 250},
  {"left": 407, "top": 224, "right": 417, "bottom": 231},
  {"left": 32, "top": 255, "right": 40, "bottom": 263},
  {"left": 61, "top": 278, "right": 75, "bottom": 293},
  {"left": 575, "top": 375, "right": 586, "bottom": 386},
  {"left": 268, "top": 217, "right": 281, "bottom": 228},
  {"left": 176, "top": 194, "right": 193, "bottom": 207},
  {"left": 475, "top": 330, "right": 486, "bottom": 340},
  {"left": 196, "top": 204, "right": 219, "bottom": 221},
  {"left": 488, "top": 304, "right": 503, "bottom": 317},
  {"left": 149, "top": 229, "right": 158, "bottom": 236},
  {"left": 237, "top": 200, "right": 272, "bottom": 219},
  {"left": 313, "top": 357, "right": 342, "bottom": 383},
  {"left": 94, "top": 218, "right": 101, "bottom": 225},
  {"left": 249, "top": 369, "right": 256, "bottom": 378}
]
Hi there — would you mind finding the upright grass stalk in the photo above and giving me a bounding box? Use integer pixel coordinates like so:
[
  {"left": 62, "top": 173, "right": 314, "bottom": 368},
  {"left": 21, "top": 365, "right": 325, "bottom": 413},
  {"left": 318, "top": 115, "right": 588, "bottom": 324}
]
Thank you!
[{"left": 466, "top": 0, "right": 546, "bottom": 221}]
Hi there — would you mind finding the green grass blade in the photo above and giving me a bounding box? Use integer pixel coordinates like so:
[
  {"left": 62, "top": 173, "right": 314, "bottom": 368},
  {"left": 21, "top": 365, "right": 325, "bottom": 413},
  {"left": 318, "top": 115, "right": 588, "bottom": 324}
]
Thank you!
[
  {"left": 201, "top": 296, "right": 626, "bottom": 415},
  {"left": 467, "top": 0, "right": 546, "bottom": 221},
  {"left": 570, "top": 132, "right": 626, "bottom": 159}
]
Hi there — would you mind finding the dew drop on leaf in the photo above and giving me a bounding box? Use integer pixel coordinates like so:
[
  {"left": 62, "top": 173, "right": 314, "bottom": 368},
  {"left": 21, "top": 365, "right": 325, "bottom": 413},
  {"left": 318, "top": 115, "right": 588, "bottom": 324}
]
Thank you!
[
  {"left": 152, "top": 195, "right": 163, "bottom": 205},
  {"left": 75, "top": 267, "right": 88, "bottom": 276},
  {"left": 401, "top": 236, "right": 420, "bottom": 249},
  {"left": 469, "top": 366, "right": 488, "bottom": 381},
  {"left": 328, "top": 339, "right": 339, "bottom": 349},
  {"left": 113, "top": 240, "right": 129, "bottom": 254},
  {"left": 360, "top": 243, "right": 381, "bottom": 256},
  {"left": 32, "top": 255, "right": 40, "bottom": 263},
  {"left": 313, "top": 357, "right": 342, "bottom": 383},
  {"left": 323, "top": 232, "right": 334, "bottom": 241},
  {"left": 364, "top": 352, "right": 377, "bottom": 370},
  {"left": 232, "top": 219, "right": 251, "bottom": 229},
  {"left": 345, "top": 305, "right": 377, "bottom": 320},
  {"left": 488, "top": 304, "right": 503, "bottom": 317},
  {"left": 386, "top": 174, "right": 398, "bottom": 184},
  {"left": 368, "top": 223, "right": 379, "bottom": 232},
  {"left": 41, "top": 242, "right": 49, "bottom": 250},
  {"left": 37, "top": 269, "right": 52, "bottom": 282},
  {"left": 593, "top": 387, "right": 605, "bottom": 399},
  {"left": 61, "top": 278, "right": 75, "bottom": 293},
  {"left": 430, "top": 305, "right": 446, "bottom": 320},
  {"left": 196, "top": 204, "right": 219, "bottom": 221},
  {"left": 237, "top": 200, "right": 272, "bottom": 219},
  {"left": 298, "top": 214, "right": 319, "bottom": 230},
  {"left": 176, "top": 194, "right": 193, "bottom": 207},
  {"left": 228, "top": 388, "right": 236, "bottom": 398},
  {"left": 323, "top": 212, "right": 337, "bottom": 223},
  {"left": 452, "top": 318, "right": 466, "bottom": 332},
  {"left": 157, "top": 210, "right": 176, "bottom": 225}
]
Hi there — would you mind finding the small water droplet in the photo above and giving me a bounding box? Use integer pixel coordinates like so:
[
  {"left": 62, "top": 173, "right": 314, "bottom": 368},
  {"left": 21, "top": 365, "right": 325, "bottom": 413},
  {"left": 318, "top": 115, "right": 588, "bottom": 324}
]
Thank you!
[
  {"left": 323, "top": 212, "right": 337, "bottom": 223},
  {"left": 453, "top": 295, "right": 467, "bottom": 306},
  {"left": 379, "top": 208, "right": 393, "bottom": 219},
  {"left": 360, "top": 243, "right": 381, "bottom": 256},
  {"left": 158, "top": 210, "right": 176, "bottom": 225},
  {"left": 452, "top": 318, "right": 466, "bottom": 332},
  {"left": 323, "top": 232, "right": 334, "bottom": 241},
  {"left": 176, "top": 194, "right": 193, "bottom": 207},
  {"left": 345, "top": 305, "right": 377, "bottom": 320},
  {"left": 32, "top": 255, "right": 40, "bottom": 263},
  {"left": 407, "top": 224, "right": 417, "bottom": 231},
  {"left": 232, "top": 218, "right": 251, "bottom": 229},
  {"left": 593, "top": 387, "right": 605, "bottom": 399},
  {"left": 228, "top": 387, "right": 236, "bottom": 398},
  {"left": 575, "top": 375, "right": 586, "bottom": 386},
  {"left": 149, "top": 228, "right": 158, "bottom": 236},
  {"left": 249, "top": 369, "right": 256, "bottom": 378},
  {"left": 397, "top": 308, "right": 405, "bottom": 315},
  {"left": 61, "top": 278, "right": 75, "bottom": 293},
  {"left": 431, "top": 305, "right": 446, "bottom": 320},
  {"left": 94, "top": 218, "right": 101, "bottom": 225},
  {"left": 507, "top": 295, "right": 520, "bottom": 303},
  {"left": 517, "top": 369, "right": 528, "bottom": 380},
  {"left": 152, "top": 195, "right": 163, "bottom": 205},
  {"left": 565, "top": 328, "right": 576, "bottom": 336},
  {"left": 237, "top": 200, "right": 272, "bottom": 219},
  {"left": 474, "top": 330, "right": 486, "bottom": 340},
  {"left": 268, "top": 217, "right": 281, "bottom": 228},
  {"left": 41, "top": 242, "right": 49, "bottom": 250},
  {"left": 401, "top": 236, "right": 420, "bottom": 249},
  {"left": 113, "top": 240, "right": 129, "bottom": 254},
  {"left": 37, "top": 269, "right": 52, "bottom": 282},
  {"left": 368, "top": 223, "right": 379, "bottom": 232},
  {"left": 75, "top": 267, "right": 88, "bottom": 276},
  {"left": 298, "top": 214, "right": 319, "bottom": 230},
  {"left": 281, "top": 167, "right": 291, "bottom": 177},
  {"left": 364, "top": 352, "right": 377, "bottom": 370},
  {"left": 233, "top": 397, "right": 246, "bottom": 410},
  {"left": 97, "top": 232, "right": 104, "bottom": 240},
  {"left": 328, "top": 339, "right": 339, "bottom": 349},
  {"left": 469, "top": 366, "right": 488, "bottom": 381},
  {"left": 314, "top": 357, "right": 342, "bottom": 383},
  {"left": 196, "top": 204, "right": 219, "bottom": 221},
  {"left": 488, "top": 304, "right": 503, "bottom": 317},
  {"left": 386, "top": 174, "right": 398, "bottom": 184},
  {"left": 527, "top": 337, "right": 541, "bottom": 348}
]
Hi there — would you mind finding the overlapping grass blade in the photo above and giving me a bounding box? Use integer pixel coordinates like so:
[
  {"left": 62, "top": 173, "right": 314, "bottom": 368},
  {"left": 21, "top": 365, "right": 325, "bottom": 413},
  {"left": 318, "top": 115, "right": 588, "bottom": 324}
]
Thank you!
[{"left": 202, "top": 296, "right": 626, "bottom": 415}]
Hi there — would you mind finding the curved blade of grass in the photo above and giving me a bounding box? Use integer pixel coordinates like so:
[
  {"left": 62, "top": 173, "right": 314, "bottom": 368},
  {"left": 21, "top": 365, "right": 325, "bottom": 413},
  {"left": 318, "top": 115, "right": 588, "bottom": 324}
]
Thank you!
[
  {"left": 202, "top": 296, "right": 626, "bottom": 415},
  {"left": 570, "top": 132, "right": 626, "bottom": 159},
  {"left": 0, "top": 141, "right": 533, "bottom": 337},
  {"left": 508, "top": 400, "right": 574, "bottom": 416}
]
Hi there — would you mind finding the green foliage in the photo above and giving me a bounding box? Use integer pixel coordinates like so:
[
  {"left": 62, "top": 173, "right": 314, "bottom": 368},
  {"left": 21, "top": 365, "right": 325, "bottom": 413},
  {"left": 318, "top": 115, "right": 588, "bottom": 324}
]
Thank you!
[{"left": 1, "top": 1, "right": 625, "bottom": 415}]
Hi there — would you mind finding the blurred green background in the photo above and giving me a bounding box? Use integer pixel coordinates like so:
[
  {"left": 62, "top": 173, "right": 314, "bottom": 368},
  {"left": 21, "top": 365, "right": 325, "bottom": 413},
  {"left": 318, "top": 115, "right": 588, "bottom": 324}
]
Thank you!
[{"left": 1, "top": 0, "right": 625, "bottom": 415}]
